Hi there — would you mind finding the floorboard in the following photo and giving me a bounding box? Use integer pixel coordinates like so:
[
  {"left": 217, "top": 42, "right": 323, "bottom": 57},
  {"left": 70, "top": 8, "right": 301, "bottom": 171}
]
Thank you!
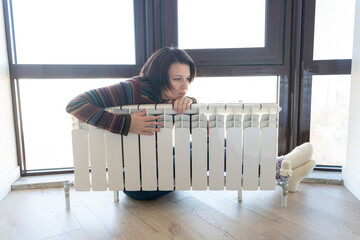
[{"left": 0, "top": 183, "right": 359, "bottom": 240}]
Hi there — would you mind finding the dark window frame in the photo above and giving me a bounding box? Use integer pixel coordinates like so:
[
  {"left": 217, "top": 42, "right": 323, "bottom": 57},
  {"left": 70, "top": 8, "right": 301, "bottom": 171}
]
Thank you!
[
  {"left": 5, "top": 0, "right": 147, "bottom": 79},
  {"left": 158, "top": 0, "right": 294, "bottom": 157},
  {"left": 3, "top": 0, "right": 149, "bottom": 176},
  {"left": 298, "top": 0, "right": 351, "bottom": 159},
  {"left": 2, "top": 0, "right": 347, "bottom": 175},
  {"left": 297, "top": 0, "right": 350, "bottom": 171}
]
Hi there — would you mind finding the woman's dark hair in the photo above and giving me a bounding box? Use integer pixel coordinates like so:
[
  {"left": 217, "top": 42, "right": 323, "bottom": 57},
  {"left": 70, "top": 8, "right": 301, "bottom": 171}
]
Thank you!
[{"left": 140, "top": 47, "right": 196, "bottom": 98}]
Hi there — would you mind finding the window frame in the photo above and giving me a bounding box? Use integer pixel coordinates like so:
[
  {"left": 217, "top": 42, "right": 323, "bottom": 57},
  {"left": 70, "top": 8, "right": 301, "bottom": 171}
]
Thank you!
[
  {"left": 2, "top": 0, "right": 348, "bottom": 175},
  {"left": 3, "top": 0, "right": 149, "bottom": 175},
  {"left": 297, "top": 0, "right": 351, "bottom": 170},
  {"left": 157, "top": 0, "right": 293, "bottom": 157},
  {"left": 5, "top": 0, "right": 147, "bottom": 79}
]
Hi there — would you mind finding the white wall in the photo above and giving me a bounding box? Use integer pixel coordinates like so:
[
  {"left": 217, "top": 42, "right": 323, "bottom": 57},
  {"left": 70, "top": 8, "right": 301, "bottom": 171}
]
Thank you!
[
  {"left": 0, "top": 2, "right": 20, "bottom": 202},
  {"left": 343, "top": 0, "right": 360, "bottom": 200}
]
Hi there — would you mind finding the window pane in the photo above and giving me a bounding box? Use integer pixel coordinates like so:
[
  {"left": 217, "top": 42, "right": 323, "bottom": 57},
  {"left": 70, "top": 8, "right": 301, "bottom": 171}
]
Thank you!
[
  {"left": 313, "top": 0, "right": 356, "bottom": 60},
  {"left": 310, "top": 75, "right": 351, "bottom": 166},
  {"left": 178, "top": 0, "right": 266, "bottom": 49},
  {"left": 19, "top": 79, "right": 124, "bottom": 170},
  {"left": 12, "top": 0, "right": 135, "bottom": 64},
  {"left": 187, "top": 76, "right": 278, "bottom": 103}
]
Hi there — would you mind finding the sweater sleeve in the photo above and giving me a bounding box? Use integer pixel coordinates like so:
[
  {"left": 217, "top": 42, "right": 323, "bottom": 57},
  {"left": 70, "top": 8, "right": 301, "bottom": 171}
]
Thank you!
[{"left": 66, "top": 80, "right": 138, "bottom": 135}]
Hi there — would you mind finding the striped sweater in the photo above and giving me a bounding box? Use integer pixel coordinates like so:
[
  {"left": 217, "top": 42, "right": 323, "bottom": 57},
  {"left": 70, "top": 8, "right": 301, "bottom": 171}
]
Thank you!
[{"left": 66, "top": 76, "right": 196, "bottom": 135}]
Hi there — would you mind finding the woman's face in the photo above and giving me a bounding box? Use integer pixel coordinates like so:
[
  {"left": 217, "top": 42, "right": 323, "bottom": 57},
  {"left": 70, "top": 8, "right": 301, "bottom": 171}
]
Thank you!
[{"left": 162, "top": 63, "right": 191, "bottom": 101}]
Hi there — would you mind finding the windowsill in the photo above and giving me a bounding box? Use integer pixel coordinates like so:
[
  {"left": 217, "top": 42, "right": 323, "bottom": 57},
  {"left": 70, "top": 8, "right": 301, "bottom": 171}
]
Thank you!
[
  {"left": 11, "top": 170, "right": 343, "bottom": 191},
  {"left": 301, "top": 170, "right": 343, "bottom": 185},
  {"left": 12, "top": 173, "right": 74, "bottom": 190}
]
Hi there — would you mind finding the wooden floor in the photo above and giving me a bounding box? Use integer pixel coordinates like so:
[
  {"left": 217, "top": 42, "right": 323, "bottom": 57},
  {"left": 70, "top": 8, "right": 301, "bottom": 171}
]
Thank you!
[{"left": 1, "top": 183, "right": 360, "bottom": 240}]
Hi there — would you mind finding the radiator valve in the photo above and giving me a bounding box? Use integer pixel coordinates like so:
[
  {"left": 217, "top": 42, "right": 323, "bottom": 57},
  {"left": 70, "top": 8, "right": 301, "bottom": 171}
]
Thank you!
[{"left": 280, "top": 160, "right": 292, "bottom": 177}]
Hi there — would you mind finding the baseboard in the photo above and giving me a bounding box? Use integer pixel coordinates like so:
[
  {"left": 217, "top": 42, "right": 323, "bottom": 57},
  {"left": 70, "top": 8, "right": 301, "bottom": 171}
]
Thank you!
[
  {"left": 0, "top": 166, "right": 20, "bottom": 202},
  {"left": 342, "top": 166, "right": 360, "bottom": 200}
]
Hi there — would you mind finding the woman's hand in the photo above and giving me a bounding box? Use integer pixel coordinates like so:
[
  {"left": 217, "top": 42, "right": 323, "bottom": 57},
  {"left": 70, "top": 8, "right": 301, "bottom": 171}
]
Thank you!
[
  {"left": 169, "top": 97, "right": 193, "bottom": 114},
  {"left": 129, "top": 110, "right": 163, "bottom": 135}
]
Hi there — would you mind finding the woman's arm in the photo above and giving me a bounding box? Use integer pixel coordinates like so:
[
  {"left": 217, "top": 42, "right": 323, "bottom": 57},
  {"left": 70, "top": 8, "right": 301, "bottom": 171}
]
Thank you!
[
  {"left": 66, "top": 81, "right": 135, "bottom": 135},
  {"left": 169, "top": 96, "right": 197, "bottom": 114}
]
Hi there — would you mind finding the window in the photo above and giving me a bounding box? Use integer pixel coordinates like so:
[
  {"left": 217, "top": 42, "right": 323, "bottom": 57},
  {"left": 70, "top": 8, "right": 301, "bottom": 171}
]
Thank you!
[
  {"left": 310, "top": 75, "right": 351, "bottom": 166},
  {"left": 3, "top": 0, "right": 146, "bottom": 174},
  {"left": 178, "top": 0, "right": 266, "bottom": 49},
  {"left": 187, "top": 76, "right": 278, "bottom": 103},
  {"left": 313, "top": 0, "right": 356, "bottom": 60},
  {"left": 12, "top": 0, "right": 135, "bottom": 64},
  {"left": 4, "top": 0, "right": 354, "bottom": 174},
  {"left": 18, "top": 79, "right": 124, "bottom": 170},
  {"left": 163, "top": 0, "right": 285, "bottom": 66},
  {"left": 299, "top": 0, "right": 355, "bottom": 168}
]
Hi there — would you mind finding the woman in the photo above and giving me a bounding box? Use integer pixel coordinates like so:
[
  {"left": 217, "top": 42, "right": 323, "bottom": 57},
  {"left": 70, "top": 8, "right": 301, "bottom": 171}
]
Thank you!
[{"left": 66, "top": 47, "right": 197, "bottom": 199}]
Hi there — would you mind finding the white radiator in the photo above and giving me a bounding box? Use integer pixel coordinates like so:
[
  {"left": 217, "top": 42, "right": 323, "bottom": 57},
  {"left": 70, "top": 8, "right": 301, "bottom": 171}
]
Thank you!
[{"left": 70, "top": 103, "right": 281, "bottom": 192}]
